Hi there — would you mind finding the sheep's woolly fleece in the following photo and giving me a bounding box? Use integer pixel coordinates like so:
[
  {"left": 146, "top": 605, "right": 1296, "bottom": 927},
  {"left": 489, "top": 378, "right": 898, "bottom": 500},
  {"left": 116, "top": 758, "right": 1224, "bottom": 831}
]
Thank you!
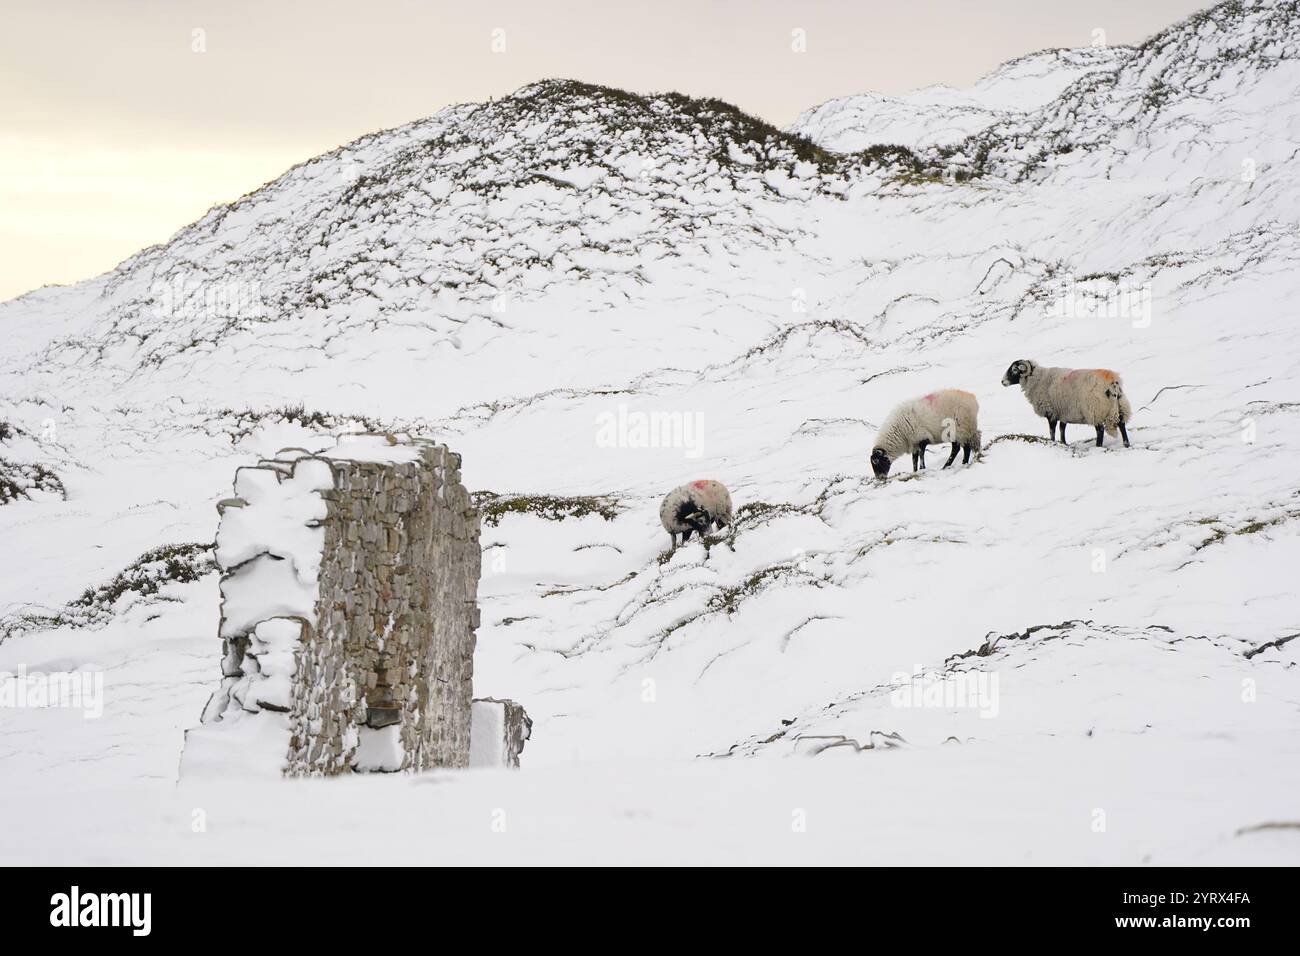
[
  {"left": 1010, "top": 363, "right": 1133, "bottom": 436},
  {"left": 659, "top": 479, "right": 733, "bottom": 536},
  {"left": 873, "top": 389, "right": 981, "bottom": 462}
]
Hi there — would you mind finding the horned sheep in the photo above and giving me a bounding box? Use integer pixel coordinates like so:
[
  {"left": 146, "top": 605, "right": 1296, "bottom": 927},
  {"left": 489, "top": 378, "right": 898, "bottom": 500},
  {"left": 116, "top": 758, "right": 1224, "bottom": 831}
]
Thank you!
[{"left": 1001, "top": 360, "right": 1132, "bottom": 447}]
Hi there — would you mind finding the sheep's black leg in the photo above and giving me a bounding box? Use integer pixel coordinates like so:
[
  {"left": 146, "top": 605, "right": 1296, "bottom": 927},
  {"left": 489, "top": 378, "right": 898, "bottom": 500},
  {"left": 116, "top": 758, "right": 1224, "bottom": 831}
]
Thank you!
[
  {"left": 962, "top": 443, "right": 972, "bottom": 464},
  {"left": 1118, "top": 420, "right": 1130, "bottom": 447},
  {"left": 917, "top": 440, "right": 928, "bottom": 469},
  {"left": 1058, "top": 421, "right": 1067, "bottom": 443},
  {"left": 944, "top": 442, "right": 960, "bottom": 468},
  {"left": 1095, "top": 425, "right": 1104, "bottom": 447},
  {"left": 1047, "top": 417, "right": 1056, "bottom": 440},
  {"left": 911, "top": 450, "right": 919, "bottom": 472}
]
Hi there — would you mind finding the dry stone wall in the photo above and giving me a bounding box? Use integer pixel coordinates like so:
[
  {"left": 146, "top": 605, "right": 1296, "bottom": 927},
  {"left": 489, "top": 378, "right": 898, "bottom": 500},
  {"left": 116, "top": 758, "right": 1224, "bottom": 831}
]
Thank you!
[{"left": 185, "top": 434, "right": 485, "bottom": 776}]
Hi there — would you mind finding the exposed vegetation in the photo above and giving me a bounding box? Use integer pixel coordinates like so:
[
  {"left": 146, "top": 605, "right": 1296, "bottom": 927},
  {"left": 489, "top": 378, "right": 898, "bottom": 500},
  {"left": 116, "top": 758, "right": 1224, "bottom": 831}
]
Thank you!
[
  {"left": 472, "top": 491, "right": 623, "bottom": 526},
  {"left": 0, "top": 458, "right": 66, "bottom": 505},
  {"left": 0, "top": 542, "right": 215, "bottom": 643},
  {"left": 707, "top": 564, "right": 817, "bottom": 615},
  {"left": 216, "top": 405, "right": 387, "bottom": 443},
  {"left": 1187, "top": 506, "right": 1300, "bottom": 555},
  {"left": 71, "top": 543, "right": 215, "bottom": 610},
  {"left": 981, "top": 433, "right": 1070, "bottom": 449},
  {"left": 508, "top": 80, "right": 847, "bottom": 173}
]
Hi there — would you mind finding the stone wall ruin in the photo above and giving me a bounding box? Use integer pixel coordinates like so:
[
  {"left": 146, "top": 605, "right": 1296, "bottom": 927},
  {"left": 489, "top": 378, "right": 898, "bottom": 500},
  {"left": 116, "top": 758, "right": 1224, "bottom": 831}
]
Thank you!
[{"left": 182, "top": 433, "right": 528, "bottom": 777}]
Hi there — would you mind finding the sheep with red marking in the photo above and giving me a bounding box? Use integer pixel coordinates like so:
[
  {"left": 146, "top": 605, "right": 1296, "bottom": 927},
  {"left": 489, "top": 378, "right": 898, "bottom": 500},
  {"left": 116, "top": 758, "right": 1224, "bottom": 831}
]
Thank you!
[
  {"left": 870, "top": 389, "right": 981, "bottom": 477},
  {"left": 1001, "top": 360, "right": 1132, "bottom": 447},
  {"left": 659, "top": 479, "right": 733, "bottom": 549}
]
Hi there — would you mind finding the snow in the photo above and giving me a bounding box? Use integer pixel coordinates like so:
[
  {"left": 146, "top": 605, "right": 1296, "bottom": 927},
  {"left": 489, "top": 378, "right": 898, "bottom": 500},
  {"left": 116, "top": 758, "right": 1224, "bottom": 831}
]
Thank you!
[
  {"left": 469, "top": 700, "right": 507, "bottom": 768},
  {"left": 230, "top": 617, "right": 301, "bottom": 713},
  {"left": 214, "top": 457, "right": 332, "bottom": 637},
  {"left": 790, "top": 47, "right": 1131, "bottom": 152},
  {"left": 354, "top": 725, "right": 406, "bottom": 773},
  {"left": 324, "top": 433, "right": 426, "bottom": 463},
  {"left": 1, "top": 3, "right": 1299, "bottom": 864},
  {"left": 4, "top": 738, "right": 1300, "bottom": 865},
  {"left": 210, "top": 439, "right": 433, "bottom": 647},
  {"left": 181, "top": 707, "right": 296, "bottom": 780}
]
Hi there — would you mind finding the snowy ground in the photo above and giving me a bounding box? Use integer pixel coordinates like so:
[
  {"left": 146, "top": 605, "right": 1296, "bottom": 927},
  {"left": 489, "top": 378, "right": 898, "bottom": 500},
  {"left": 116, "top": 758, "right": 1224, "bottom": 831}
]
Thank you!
[
  {"left": 789, "top": 46, "right": 1131, "bottom": 152},
  {"left": 2, "top": 0, "right": 1298, "bottom": 865}
]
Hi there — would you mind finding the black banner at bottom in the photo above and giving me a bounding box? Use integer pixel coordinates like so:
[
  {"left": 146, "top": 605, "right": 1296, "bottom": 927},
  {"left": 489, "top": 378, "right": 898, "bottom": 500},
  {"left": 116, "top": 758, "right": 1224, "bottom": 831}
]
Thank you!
[{"left": 6, "top": 866, "right": 1292, "bottom": 940}]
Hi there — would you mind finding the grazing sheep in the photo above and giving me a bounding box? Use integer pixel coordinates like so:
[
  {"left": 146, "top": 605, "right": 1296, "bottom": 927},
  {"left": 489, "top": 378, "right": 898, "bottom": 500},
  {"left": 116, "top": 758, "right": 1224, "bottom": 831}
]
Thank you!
[
  {"left": 659, "top": 480, "right": 733, "bottom": 548},
  {"left": 1001, "top": 359, "right": 1132, "bottom": 447},
  {"left": 870, "top": 390, "right": 981, "bottom": 477}
]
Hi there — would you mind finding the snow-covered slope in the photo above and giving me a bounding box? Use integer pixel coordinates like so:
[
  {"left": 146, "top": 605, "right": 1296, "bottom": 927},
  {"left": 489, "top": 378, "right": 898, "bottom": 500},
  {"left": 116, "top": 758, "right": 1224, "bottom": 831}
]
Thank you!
[
  {"left": 0, "top": 82, "right": 843, "bottom": 410},
  {"left": 2, "top": 0, "right": 1298, "bottom": 864},
  {"left": 790, "top": 47, "right": 1132, "bottom": 152},
  {"left": 949, "top": 0, "right": 1300, "bottom": 183}
]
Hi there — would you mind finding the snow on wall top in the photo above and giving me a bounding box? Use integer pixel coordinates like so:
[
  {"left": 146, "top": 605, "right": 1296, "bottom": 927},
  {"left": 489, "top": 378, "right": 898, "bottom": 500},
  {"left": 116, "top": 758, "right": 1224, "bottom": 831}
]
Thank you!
[
  {"left": 318, "top": 433, "right": 436, "bottom": 464},
  {"left": 216, "top": 456, "right": 333, "bottom": 639},
  {"left": 216, "top": 436, "right": 455, "bottom": 639}
]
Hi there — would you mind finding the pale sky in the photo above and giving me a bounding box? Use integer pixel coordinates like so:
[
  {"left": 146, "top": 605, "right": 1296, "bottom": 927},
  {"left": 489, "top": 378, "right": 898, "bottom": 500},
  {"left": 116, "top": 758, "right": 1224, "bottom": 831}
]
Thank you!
[{"left": 0, "top": 0, "right": 1211, "bottom": 302}]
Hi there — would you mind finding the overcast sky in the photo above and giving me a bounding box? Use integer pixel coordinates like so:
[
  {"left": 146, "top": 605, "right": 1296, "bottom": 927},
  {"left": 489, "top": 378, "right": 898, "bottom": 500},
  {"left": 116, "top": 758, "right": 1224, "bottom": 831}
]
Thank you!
[{"left": 0, "top": 0, "right": 1211, "bottom": 301}]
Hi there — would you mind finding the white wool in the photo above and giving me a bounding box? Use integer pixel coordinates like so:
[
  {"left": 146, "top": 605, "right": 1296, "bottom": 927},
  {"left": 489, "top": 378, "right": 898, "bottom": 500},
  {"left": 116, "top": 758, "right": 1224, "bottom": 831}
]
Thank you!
[
  {"left": 873, "top": 390, "right": 980, "bottom": 462},
  {"left": 1013, "top": 362, "right": 1132, "bottom": 436},
  {"left": 659, "top": 480, "right": 734, "bottom": 534},
  {"left": 691, "top": 480, "right": 733, "bottom": 524}
]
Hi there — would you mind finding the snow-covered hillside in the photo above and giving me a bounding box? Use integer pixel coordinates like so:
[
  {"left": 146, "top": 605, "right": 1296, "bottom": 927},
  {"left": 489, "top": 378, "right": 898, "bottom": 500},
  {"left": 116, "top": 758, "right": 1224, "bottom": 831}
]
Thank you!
[
  {"left": 2, "top": 0, "right": 1298, "bottom": 864},
  {"left": 945, "top": 0, "right": 1300, "bottom": 183},
  {"left": 790, "top": 47, "right": 1131, "bottom": 152}
]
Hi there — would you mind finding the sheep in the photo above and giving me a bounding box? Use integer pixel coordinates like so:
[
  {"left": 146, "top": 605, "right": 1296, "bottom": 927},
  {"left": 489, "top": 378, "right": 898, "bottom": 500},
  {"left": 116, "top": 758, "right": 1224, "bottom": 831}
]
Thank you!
[
  {"left": 870, "top": 390, "right": 981, "bottom": 477},
  {"left": 1001, "top": 359, "right": 1132, "bottom": 447},
  {"left": 659, "top": 479, "right": 733, "bottom": 548}
]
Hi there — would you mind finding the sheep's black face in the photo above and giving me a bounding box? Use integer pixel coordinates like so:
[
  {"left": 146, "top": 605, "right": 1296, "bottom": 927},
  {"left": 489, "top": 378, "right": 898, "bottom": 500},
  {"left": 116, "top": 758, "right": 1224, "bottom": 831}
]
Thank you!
[
  {"left": 1001, "top": 360, "right": 1030, "bottom": 386},
  {"left": 685, "top": 509, "right": 713, "bottom": 533},
  {"left": 870, "top": 448, "right": 891, "bottom": 478},
  {"left": 674, "top": 500, "right": 713, "bottom": 534}
]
